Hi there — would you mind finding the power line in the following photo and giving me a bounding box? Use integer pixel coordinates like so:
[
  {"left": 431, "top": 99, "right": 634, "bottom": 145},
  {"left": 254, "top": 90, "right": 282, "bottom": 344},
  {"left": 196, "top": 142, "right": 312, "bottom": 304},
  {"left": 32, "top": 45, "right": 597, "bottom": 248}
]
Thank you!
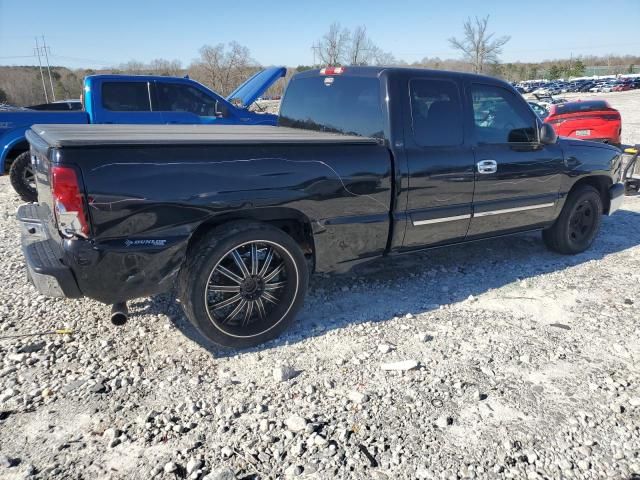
[
  {"left": 49, "top": 54, "right": 118, "bottom": 66},
  {"left": 40, "top": 36, "right": 56, "bottom": 101},
  {"left": 0, "top": 54, "right": 36, "bottom": 59},
  {"left": 33, "top": 37, "right": 48, "bottom": 103}
]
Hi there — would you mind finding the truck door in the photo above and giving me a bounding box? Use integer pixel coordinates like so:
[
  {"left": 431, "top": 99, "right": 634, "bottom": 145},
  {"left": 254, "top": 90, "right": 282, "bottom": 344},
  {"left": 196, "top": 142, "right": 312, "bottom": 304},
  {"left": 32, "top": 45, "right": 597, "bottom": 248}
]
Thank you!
[
  {"left": 402, "top": 76, "right": 476, "bottom": 249},
  {"left": 96, "top": 80, "right": 165, "bottom": 124},
  {"left": 153, "top": 81, "right": 237, "bottom": 125},
  {"left": 466, "top": 82, "right": 563, "bottom": 238}
]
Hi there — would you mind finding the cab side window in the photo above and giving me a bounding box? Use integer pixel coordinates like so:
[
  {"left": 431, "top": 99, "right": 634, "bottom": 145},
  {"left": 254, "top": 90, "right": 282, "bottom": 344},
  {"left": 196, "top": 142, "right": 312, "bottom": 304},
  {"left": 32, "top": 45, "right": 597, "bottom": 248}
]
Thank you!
[
  {"left": 470, "top": 84, "right": 537, "bottom": 144},
  {"left": 410, "top": 79, "right": 463, "bottom": 147},
  {"left": 102, "top": 82, "right": 151, "bottom": 111},
  {"left": 155, "top": 83, "right": 223, "bottom": 117}
]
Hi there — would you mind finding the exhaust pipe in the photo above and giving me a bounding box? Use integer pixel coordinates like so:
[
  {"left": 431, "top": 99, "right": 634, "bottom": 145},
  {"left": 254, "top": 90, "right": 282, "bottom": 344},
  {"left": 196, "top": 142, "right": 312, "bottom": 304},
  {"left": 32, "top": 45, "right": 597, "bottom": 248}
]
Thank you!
[{"left": 110, "top": 302, "right": 128, "bottom": 326}]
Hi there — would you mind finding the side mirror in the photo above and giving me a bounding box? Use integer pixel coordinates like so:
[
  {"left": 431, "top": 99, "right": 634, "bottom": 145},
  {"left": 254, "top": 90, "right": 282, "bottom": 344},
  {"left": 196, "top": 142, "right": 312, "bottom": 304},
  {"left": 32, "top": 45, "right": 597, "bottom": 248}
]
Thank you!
[{"left": 539, "top": 123, "right": 557, "bottom": 145}]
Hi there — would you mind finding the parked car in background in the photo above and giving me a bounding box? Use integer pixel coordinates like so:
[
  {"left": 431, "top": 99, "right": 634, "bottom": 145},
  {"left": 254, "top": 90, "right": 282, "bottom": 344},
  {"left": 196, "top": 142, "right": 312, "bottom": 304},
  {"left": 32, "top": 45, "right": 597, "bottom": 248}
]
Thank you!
[
  {"left": 532, "top": 93, "right": 567, "bottom": 109},
  {"left": 612, "top": 81, "right": 633, "bottom": 92},
  {"left": 579, "top": 82, "right": 596, "bottom": 92},
  {"left": 0, "top": 67, "right": 286, "bottom": 201},
  {"left": 545, "top": 100, "right": 622, "bottom": 145},
  {"left": 528, "top": 101, "right": 549, "bottom": 119},
  {"left": 19, "top": 67, "right": 624, "bottom": 348},
  {"left": 601, "top": 81, "right": 619, "bottom": 93}
]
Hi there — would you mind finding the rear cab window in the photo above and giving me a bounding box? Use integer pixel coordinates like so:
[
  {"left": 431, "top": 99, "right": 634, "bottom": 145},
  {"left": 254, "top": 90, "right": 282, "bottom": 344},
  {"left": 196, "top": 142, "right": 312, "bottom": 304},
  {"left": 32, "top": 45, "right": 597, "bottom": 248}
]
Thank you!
[
  {"left": 102, "top": 82, "right": 151, "bottom": 111},
  {"left": 278, "top": 74, "right": 384, "bottom": 138},
  {"left": 410, "top": 78, "right": 463, "bottom": 147}
]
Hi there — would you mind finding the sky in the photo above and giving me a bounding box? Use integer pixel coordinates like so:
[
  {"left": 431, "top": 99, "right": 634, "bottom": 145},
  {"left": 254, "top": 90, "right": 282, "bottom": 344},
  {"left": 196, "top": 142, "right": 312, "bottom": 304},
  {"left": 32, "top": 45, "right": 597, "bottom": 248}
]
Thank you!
[{"left": 0, "top": 0, "right": 639, "bottom": 69}]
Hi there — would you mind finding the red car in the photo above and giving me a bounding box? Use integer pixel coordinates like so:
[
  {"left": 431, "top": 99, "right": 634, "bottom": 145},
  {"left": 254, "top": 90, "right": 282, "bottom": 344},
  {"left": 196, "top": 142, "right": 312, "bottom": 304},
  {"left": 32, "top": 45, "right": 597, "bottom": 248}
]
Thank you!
[
  {"left": 612, "top": 81, "right": 632, "bottom": 92},
  {"left": 545, "top": 100, "right": 621, "bottom": 145}
]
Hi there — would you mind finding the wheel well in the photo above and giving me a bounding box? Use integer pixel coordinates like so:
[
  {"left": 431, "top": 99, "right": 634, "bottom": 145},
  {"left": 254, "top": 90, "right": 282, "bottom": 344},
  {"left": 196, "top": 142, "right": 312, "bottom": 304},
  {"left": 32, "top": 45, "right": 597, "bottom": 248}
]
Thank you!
[
  {"left": 187, "top": 209, "right": 316, "bottom": 270},
  {"left": 3, "top": 141, "right": 29, "bottom": 173},
  {"left": 570, "top": 175, "right": 612, "bottom": 213}
]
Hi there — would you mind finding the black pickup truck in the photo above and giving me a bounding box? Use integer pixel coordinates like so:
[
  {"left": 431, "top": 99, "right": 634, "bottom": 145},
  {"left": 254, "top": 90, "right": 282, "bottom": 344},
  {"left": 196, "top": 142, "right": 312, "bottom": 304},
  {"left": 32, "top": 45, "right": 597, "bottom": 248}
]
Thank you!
[{"left": 19, "top": 67, "right": 624, "bottom": 348}]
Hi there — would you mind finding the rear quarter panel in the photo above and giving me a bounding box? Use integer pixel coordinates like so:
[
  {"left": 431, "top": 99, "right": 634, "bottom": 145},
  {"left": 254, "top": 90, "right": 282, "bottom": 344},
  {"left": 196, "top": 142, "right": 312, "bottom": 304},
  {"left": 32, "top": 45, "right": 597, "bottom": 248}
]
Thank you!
[{"left": 56, "top": 143, "right": 392, "bottom": 302}]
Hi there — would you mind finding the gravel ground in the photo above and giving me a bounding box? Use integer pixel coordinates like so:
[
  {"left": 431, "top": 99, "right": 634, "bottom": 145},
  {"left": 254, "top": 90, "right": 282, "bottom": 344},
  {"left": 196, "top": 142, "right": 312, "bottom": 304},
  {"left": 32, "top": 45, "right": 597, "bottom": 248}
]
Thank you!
[{"left": 1, "top": 97, "right": 640, "bottom": 479}]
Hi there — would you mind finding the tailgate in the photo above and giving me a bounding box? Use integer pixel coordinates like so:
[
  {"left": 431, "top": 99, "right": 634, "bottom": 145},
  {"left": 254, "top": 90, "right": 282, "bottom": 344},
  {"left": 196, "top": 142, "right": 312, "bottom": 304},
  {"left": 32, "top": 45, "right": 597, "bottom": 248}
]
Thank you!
[{"left": 25, "top": 128, "right": 61, "bottom": 241}]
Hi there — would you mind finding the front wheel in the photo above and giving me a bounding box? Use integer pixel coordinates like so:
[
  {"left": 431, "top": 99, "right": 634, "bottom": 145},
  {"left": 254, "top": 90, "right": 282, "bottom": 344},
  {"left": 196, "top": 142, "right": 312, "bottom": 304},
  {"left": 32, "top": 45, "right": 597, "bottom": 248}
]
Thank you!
[
  {"left": 178, "top": 222, "right": 309, "bottom": 348},
  {"left": 9, "top": 151, "right": 37, "bottom": 202},
  {"left": 542, "top": 185, "right": 603, "bottom": 254}
]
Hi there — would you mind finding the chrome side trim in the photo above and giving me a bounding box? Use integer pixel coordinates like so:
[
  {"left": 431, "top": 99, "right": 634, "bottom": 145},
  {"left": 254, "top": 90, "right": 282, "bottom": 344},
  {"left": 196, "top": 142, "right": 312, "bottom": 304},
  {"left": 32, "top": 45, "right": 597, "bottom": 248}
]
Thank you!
[
  {"left": 411, "top": 202, "right": 556, "bottom": 226},
  {"left": 412, "top": 214, "right": 471, "bottom": 226},
  {"left": 473, "top": 202, "right": 555, "bottom": 218}
]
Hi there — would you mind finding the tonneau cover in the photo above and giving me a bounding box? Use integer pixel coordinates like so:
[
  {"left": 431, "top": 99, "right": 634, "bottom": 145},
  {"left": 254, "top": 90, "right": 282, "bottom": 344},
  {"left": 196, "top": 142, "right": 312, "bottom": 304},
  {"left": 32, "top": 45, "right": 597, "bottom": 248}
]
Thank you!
[{"left": 29, "top": 124, "right": 379, "bottom": 148}]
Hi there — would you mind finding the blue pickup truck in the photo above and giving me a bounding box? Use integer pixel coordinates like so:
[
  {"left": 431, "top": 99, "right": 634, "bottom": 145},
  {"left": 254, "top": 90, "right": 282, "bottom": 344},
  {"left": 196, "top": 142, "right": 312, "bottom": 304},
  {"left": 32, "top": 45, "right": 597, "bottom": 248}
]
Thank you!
[{"left": 0, "top": 66, "right": 285, "bottom": 201}]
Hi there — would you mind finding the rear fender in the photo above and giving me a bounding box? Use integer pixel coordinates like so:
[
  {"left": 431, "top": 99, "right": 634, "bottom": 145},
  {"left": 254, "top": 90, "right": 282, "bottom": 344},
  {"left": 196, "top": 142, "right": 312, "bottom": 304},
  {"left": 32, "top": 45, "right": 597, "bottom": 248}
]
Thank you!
[
  {"left": 1, "top": 128, "right": 30, "bottom": 172},
  {"left": 187, "top": 207, "right": 316, "bottom": 267}
]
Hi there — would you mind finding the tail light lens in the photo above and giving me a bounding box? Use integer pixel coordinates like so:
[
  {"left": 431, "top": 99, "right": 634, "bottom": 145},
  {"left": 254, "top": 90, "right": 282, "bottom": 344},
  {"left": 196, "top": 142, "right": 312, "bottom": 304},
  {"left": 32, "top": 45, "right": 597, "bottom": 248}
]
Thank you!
[
  {"left": 602, "top": 113, "right": 620, "bottom": 121},
  {"left": 51, "top": 165, "right": 90, "bottom": 238}
]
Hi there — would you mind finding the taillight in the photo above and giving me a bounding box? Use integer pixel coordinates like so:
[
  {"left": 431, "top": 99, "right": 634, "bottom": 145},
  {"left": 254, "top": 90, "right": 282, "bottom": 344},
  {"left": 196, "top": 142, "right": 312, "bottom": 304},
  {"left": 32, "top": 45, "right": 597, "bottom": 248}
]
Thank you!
[
  {"left": 546, "top": 117, "right": 564, "bottom": 125},
  {"left": 320, "top": 66, "right": 345, "bottom": 75},
  {"left": 51, "top": 165, "right": 89, "bottom": 238},
  {"left": 602, "top": 113, "right": 620, "bottom": 121}
]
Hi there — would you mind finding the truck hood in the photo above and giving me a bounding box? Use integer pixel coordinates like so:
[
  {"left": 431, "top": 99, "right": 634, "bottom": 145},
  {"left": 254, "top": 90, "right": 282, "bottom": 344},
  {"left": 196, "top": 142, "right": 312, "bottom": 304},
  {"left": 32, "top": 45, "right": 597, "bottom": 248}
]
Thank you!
[{"left": 226, "top": 66, "right": 286, "bottom": 108}]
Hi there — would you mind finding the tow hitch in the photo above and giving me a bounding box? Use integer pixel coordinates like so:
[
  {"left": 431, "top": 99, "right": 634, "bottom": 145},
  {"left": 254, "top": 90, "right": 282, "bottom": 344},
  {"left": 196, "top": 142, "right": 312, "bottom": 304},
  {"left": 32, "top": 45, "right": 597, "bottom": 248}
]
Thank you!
[{"left": 623, "top": 145, "right": 640, "bottom": 194}]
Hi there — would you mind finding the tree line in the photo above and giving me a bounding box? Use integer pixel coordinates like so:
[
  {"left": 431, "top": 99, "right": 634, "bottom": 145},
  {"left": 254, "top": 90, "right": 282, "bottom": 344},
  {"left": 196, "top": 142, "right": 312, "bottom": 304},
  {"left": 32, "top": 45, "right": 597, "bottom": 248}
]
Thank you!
[{"left": 1, "top": 16, "right": 639, "bottom": 106}]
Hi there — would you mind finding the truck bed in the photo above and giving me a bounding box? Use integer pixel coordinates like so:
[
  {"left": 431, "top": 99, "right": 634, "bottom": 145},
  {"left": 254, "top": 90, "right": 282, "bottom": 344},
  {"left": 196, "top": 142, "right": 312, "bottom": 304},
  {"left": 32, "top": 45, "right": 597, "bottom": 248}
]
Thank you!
[{"left": 30, "top": 124, "right": 380, "bottom": 147}]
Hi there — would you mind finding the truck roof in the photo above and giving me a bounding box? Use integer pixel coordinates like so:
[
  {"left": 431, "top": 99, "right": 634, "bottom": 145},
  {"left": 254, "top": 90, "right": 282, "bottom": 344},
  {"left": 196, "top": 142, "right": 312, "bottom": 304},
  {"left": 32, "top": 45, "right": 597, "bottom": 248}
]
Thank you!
[
  {"left": 28, "top": 124, "right": 380, "bottom": 148},
  {"left": 84, "top": 74, "right": 194, "bottom": 82},
  {"left": 293, "top": 66, "right": 511, "bottom": 85}
]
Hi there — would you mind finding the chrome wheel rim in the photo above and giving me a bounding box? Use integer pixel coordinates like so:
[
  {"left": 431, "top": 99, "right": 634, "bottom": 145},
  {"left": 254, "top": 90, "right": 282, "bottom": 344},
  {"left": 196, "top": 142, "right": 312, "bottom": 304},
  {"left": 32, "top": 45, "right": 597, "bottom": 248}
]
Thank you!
[{"left": 204, "top": 240, "right": 298, "bottom": 338}]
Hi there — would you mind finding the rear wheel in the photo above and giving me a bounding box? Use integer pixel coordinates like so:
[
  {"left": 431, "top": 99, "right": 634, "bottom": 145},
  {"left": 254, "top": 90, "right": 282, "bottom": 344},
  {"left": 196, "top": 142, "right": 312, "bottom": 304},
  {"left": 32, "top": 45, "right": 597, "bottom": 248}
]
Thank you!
[
  {"left": 9, "top": 151, "right": 37, "bottom": 202},
  {"left": 542, "top": 185, "right": 603, "bottom": 254},
  {"left": 178, "top": 222, "right": 309, "bottom": 348}
]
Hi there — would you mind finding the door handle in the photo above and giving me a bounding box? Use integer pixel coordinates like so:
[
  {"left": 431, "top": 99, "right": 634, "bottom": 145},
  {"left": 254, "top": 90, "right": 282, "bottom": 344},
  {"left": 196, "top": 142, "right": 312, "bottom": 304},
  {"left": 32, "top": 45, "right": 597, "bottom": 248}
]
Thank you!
[{"left": 477, "top": 159, "right": 497, "bottom": 174}]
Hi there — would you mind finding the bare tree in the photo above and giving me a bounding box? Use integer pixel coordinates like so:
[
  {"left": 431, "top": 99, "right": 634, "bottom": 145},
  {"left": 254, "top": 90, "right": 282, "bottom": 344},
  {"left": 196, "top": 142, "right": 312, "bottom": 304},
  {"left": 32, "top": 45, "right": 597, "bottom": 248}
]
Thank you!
[
  {"left": 220, "top": 41, "right": 251, "bottom": 95},
  {"left": 449, "top": 16, "right": 510, "bottom": 73},
  {"left": 118, "top": 60, "right": 147, "bottom": 74},
  {"left": 349, "top": 26, "right": 372, "bottom": 65},
  {"left": 148, "top": 58, "right": 183, "bottom": 76},
  {"left": 371, "top": 46, "right": 397, "bottom": 66},
  {"left": 317, "top": 22, "right": 351, "bottom": 66},
  {"left": 195, "top": 44, "right": 225, "bottom": 90},
  {"left": 189, "top": 42, "right": 255, "bottom": 97}
]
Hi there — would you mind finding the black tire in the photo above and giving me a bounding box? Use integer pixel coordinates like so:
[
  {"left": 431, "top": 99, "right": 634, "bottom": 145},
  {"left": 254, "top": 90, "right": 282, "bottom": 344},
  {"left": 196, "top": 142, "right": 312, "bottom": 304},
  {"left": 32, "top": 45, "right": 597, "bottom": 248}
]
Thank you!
[
  {"left": 9, "top": 151, "right": 37, "bottom": 202},
  {"left": 542, "top": 185, "right": 603, "bottom": 254},
  {"left": 178, "top": 221, "right": 309, "bottom": 348}
]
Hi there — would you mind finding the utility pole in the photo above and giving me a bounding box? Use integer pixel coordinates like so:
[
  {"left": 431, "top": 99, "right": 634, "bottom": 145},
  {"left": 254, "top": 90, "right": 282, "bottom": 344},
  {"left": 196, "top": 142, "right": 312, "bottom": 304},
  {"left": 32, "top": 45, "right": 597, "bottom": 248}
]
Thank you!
[
  {"left": 41, "top": 36, "right": 56, "bottom": 101},
  {"left": 34, "top": 37, "right": 49, "bottom": 103}
]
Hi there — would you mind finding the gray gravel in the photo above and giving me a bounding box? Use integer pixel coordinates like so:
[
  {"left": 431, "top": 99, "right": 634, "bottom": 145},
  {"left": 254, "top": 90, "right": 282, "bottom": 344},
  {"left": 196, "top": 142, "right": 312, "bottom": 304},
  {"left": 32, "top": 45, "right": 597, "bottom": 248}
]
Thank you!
[{"left": 1, "top": 172, "right": 640, "bottom": 479}]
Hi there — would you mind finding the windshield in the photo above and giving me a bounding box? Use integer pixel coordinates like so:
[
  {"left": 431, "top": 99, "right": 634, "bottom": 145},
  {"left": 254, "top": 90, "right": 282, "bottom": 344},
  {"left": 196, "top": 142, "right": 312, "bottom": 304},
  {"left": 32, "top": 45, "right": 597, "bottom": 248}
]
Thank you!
[{"left": 278, "top": 75, "right": 384, "bottom": 138}]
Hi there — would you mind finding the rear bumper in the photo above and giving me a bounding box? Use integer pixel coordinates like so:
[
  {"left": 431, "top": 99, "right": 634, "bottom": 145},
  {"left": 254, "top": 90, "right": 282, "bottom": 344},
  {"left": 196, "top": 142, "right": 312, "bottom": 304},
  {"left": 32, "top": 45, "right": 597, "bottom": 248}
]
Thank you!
[
  {"left": 17, "top": 203, "right": 82, "bottom": 298},
  {"left": 608, "top": 183, "right": 625, "bottom": 215}
]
